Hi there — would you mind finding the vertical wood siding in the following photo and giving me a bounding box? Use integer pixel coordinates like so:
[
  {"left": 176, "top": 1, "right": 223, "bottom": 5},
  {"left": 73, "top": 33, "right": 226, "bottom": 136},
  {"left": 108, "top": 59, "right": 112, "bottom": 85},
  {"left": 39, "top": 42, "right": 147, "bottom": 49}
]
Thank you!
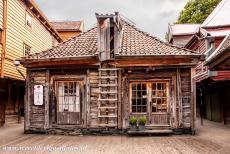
[
  {"left": 88, "top": 69, "right": 100, "bottom": 128},
  {"left": 28, "top": 71, "right": 46, "bottom": 128},
  {"left": 3, "top": 0, "right": 58, "bottom": 80},
  {"left": 180, "top": 68, "right": 192, "bottom": 128}
]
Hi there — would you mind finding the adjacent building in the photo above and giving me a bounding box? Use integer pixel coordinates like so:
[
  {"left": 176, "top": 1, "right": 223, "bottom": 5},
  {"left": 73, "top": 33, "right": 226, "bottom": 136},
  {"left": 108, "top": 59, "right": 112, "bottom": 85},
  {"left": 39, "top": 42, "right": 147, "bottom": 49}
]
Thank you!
[
  {"left": 51, "top": 21, "right": 84, "bottom": 41},
  {"left": 0, "top": 0, "right": 62, "bottom": 126},
  {"left": 19, "top": 12, "right": 202, "bottom": 135},
  {"left": 168, "top": 0, "right": 230, "bottom": 124}
]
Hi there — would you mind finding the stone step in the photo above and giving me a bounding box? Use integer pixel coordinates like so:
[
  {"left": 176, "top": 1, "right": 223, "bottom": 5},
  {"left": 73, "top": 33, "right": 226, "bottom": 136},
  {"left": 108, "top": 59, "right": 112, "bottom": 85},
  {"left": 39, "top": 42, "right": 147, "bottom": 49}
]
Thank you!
[
  {"left": 127, "top": 129, "right": 173, "bottom": 135},
  {"left": 145, "top": 124, "right": 171, "bottom": 130}
]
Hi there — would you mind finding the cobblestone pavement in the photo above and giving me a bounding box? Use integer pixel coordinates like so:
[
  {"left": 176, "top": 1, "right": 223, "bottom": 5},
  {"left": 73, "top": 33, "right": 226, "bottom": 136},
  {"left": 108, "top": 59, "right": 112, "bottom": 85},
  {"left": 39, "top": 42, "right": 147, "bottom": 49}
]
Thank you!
[{"left": 0, "top": 119, "right": 230, "bottom": 154}]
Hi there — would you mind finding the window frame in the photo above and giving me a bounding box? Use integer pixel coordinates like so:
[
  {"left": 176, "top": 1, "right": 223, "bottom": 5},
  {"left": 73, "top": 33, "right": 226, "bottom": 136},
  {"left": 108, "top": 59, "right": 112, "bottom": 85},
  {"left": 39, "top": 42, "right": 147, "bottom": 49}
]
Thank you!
[
  {"left": 25, "top": 11, "right": 33, "bottom": 29},
  {"left": 23, "top": 43, "right": 31, "bottom": 56},
  {"left": 129, "top": 80, "right": 169, "bottom": 114},
  {"left": 56, "top": 81, "right": 80, "bottom": 113}
]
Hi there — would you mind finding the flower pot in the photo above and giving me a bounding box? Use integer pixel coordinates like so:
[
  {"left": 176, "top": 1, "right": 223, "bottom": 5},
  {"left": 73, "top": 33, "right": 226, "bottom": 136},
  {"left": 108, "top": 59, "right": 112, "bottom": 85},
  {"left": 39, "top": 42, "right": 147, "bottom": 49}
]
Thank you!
[
  {"left": 130, "top": 124, "right": 137, "bottom": 131},
  {"left": 138, "top": 125, "right": 145, "bottom": 131}
]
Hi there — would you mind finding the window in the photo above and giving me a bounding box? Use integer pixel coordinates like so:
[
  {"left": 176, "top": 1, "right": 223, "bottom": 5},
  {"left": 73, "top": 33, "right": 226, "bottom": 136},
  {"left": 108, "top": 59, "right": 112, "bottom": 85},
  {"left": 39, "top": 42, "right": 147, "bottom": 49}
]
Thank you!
[
  {"left": 131, "top": 82, "right": 147, "bottom": 113},
  {"left": 25, "top": 12, "right": 32, "bottom": 28},
  {"left": 152, "top": 82, "right": 168, "bottom": 112},
  {"left": 57, "top": 81, "right": 80, "bottom": 112},
  {"left": 23, "top": 43, "right": 31, "bottom": 56},
  {"left": 130, "top": 81, "right": 169, "bottom": 113}
]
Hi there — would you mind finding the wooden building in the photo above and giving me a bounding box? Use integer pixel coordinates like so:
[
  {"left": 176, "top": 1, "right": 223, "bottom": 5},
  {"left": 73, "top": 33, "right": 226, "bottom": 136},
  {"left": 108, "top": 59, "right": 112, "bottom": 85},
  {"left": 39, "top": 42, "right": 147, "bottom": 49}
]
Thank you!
[
  {"left": 19, "top": 12, "right": 202, "bottom": 134},
  {"left": 51, "top": 21, "right": 84, "bottom": 41},
  {"left": 0, "top": 0, "right": 62, "bottom": 126},
  {"left": 168, "top": 0, "right": 230, "bottom": 124}
]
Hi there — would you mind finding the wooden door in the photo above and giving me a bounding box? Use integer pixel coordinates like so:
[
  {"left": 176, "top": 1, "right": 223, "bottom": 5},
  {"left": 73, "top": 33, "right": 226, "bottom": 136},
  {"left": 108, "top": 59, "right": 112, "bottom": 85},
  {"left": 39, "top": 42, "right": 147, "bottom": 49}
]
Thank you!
[
  {"left": 130, "top": 81, "right": 170, "bottom": 125},
  {"left": 149, "top": 82, "right": 170, "bottom": 125},
  {"left": 56, "top": 81, "right": 81, "bottom": 125}
]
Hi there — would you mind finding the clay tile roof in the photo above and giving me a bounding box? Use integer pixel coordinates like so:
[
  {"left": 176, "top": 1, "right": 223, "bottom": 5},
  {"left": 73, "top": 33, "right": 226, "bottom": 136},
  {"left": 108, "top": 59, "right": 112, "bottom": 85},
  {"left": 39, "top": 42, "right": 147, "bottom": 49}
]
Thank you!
[
  {"left": 51, "top": 21, "right": 83, "bottom": 31},
  {"left": 119, "top": 21, "right": 197, "bottom": 56},
  {"left": 25, "top": 19, "right": 199, "bottom": 60}
]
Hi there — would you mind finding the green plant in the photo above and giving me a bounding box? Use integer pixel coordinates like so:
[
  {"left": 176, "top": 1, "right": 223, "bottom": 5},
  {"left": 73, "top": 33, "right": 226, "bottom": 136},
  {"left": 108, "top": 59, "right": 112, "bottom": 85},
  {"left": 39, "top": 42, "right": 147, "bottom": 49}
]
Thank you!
[
  {"left": 138, "top": 116, "right": 146, "bottom": 125},
  {"left": 129, "top": 116, "right": 137, "bottom": 125}
]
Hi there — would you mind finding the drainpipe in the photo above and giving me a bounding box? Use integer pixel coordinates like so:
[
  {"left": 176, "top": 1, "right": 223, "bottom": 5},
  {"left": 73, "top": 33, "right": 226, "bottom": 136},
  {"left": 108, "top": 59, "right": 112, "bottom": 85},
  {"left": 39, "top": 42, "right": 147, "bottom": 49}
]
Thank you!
[{"left": 1, "top": 0, "right": 7, "bottom": 78}]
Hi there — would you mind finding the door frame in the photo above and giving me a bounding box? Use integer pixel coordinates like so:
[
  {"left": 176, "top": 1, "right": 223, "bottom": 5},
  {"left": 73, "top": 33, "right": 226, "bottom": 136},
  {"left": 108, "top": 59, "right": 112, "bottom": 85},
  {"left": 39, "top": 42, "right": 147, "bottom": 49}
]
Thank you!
[
  {"left": 51, "top": 75, "right": 86, "bottom": 128},
  {"left": 129, "top": 79, "right": 171, "bottom": 125}
]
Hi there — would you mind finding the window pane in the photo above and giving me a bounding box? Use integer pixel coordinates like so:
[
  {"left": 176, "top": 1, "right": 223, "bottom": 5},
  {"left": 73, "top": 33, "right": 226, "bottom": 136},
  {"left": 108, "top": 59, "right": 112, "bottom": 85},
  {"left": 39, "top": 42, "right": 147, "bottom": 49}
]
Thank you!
[{"left": 57, "top": 82, "right": 80, "bottom": 112}]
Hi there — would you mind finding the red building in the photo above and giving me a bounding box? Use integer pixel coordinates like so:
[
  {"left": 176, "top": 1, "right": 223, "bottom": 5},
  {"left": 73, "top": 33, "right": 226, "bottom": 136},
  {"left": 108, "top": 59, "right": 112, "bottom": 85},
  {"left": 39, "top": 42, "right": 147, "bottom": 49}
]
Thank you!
[{"left": 168, "top": 0, "right": 230, "bottom": 124}]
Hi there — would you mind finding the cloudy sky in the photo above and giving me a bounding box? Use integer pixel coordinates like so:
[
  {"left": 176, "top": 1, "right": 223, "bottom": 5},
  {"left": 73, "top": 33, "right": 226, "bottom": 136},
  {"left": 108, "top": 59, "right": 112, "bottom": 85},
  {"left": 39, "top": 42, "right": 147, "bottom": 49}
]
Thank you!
[{"left": 35, "top": 0, "right": 188, "bottom": 40}]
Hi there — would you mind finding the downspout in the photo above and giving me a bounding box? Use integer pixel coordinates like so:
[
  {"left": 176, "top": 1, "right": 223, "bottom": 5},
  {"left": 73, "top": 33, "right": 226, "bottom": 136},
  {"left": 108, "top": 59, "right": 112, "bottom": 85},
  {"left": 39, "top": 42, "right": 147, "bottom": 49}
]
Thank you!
[{"left": 1, "top": 0, "right": 7, "bottom": 78}]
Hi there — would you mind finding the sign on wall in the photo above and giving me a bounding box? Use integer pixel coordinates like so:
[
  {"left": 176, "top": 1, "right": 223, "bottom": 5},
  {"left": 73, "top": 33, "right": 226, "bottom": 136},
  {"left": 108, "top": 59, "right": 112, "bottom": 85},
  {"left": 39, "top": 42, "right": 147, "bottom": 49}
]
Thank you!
[{"left": 34, "top": 85, "right": 43, "bottom": 106}]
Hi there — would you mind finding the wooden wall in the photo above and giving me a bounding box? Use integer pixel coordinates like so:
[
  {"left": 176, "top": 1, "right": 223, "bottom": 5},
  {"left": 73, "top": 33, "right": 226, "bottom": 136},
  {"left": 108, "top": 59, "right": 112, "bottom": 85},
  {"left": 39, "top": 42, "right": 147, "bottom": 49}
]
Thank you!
[
  {"left": 0, "top": 0, "right": 3, "bottom": 74},
  {"left": 26, "top": 67, "right": 194, "bottom": 132},
  {"left": 2, "top": 0, "right": 59, "bottom": 80},
  {"left": 26, "top": 70, "right": 46, "bottom": 130}
]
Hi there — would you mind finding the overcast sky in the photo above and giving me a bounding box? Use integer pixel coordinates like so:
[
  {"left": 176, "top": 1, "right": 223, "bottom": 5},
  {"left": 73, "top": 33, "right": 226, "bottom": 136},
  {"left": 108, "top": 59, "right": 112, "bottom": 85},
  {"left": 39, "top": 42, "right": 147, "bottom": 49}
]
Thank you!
[{"left": 35, "top": 0, "right": 188, "bottom": 40}]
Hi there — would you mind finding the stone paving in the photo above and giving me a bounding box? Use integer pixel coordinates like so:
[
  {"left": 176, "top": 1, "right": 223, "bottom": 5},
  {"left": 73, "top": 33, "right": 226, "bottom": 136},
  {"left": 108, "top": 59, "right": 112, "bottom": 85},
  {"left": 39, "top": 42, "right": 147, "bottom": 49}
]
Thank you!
[{"left": 0, "top": 119, "right": 230, "bottom": 154}]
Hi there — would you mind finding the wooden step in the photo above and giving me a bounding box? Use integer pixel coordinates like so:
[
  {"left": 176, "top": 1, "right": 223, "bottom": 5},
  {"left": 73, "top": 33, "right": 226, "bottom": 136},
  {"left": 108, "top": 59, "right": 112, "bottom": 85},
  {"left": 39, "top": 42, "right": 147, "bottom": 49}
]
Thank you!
[
  {"left": 99, "top": 76, "right": 118, "bottom": 79},
  {"left": 98, "top": 124, "right": 117, "bottom": 127},
  {"left": 98, "top": 98, "right": 117, "bottom": 101},
  {"left": 99, "top": 91, "right": 118, "bottom": 94},
  {"left": 99, "top": 68, "right": 119, "bottom": 71},
  {"left": 98, "top": 115, "right": 117, "bottom": 118},
  {"left": 99, "top": 84, "right": 118, "bottom": 87},
  {"left": 145, "top": 124, "right": 171, "bottom": 130},
  {"left": 98, "top": 106, "right": 117, "bottom": 109}
]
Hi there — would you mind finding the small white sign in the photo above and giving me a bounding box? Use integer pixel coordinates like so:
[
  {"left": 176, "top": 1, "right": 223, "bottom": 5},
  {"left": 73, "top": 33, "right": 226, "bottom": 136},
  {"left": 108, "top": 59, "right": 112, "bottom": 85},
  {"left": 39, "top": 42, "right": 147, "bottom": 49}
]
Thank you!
[{"left": 34, "top": 85, "right": 43, "bottom": 105}]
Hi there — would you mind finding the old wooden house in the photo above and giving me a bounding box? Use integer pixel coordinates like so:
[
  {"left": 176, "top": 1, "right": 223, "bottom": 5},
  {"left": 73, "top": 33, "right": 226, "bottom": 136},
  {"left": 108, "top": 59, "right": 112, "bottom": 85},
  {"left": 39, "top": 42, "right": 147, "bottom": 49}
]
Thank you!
[
  {"left": 0, "top": 0, "right": 62, "bottom": 126},
  {"left": 19, "top": 12, "right": 202, "bottom": 134}
]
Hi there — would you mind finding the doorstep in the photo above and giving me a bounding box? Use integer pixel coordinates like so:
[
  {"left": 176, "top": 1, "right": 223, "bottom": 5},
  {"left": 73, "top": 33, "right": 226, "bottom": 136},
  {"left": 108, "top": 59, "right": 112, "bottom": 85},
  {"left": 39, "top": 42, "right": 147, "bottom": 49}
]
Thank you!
[{"left": 127, "top": 129, "right": 173, "bottom": 136}]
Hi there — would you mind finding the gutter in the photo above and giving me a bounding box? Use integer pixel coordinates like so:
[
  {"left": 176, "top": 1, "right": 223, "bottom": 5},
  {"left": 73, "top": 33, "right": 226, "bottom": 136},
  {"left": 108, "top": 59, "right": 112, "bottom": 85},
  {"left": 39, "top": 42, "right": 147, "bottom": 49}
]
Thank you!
[{"left": 1, "top": 0, "right": 7, "bottom": 78}]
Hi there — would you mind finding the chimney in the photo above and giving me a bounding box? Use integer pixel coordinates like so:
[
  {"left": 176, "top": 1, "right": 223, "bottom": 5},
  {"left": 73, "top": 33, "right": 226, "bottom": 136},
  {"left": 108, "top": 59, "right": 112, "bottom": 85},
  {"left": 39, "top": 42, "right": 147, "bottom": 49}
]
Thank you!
[{"left": 96, "top": 12, "right": 122, "bottom": 61}]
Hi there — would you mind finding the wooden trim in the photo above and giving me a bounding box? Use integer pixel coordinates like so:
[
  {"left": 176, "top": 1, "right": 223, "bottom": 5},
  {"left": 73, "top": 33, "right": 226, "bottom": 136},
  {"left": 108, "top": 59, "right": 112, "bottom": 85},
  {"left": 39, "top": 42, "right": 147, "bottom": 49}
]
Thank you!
[
  {"left": 52, "top": 75, "right": 86, "bottom": 127},
  {"left": 1, "top": 0, "right": 7, "bottom": 78},
  {"left": 24, "top": 70, "right": 30, "bottom": 130},
  {"left": 44, "top": 70, "right": 50, "bottom": 129},
  {"left": 117, "top": 70, "right": 122, "bottom": 129}
]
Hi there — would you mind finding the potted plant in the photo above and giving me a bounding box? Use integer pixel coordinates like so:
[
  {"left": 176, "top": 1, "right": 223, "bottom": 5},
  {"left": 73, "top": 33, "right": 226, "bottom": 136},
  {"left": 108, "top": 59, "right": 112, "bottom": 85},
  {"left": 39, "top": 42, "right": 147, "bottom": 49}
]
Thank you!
[
  {"left": 138, "top": 116, "right": 146, "bottom": 131},
  {"left": 129, "top": 116, "right": 138, "bottom": 131}
]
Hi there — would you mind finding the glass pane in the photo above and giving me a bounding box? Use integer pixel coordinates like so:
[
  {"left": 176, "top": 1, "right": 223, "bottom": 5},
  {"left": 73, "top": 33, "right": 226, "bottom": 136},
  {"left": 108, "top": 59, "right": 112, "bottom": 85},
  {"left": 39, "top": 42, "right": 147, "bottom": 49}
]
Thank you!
[
  {"left": 132, "top": 98, "right": 136, "bottom": 105},
  {"left": 157, "top": 83, "right": 161, "bottom": 90},
  {"left": 142, "top": 106, "right": 147, "bottom": 112},
  {"left": 132, "top": 84, "right": 136, "bottom": 90},
  {"left": 132, "top": 106, "right": 136, "bottom": 112},
  {"left": 137, "top": 84, "right": 141, "bottom": 90},
  {"left": 142, "top": 83, "right": 146, "bottom": 90},
  {"left": 137, "top": 99, "right": 141, "bottom": 105},
  {"left": 152, "top": 83, "right": 156, "bottom": 90}
]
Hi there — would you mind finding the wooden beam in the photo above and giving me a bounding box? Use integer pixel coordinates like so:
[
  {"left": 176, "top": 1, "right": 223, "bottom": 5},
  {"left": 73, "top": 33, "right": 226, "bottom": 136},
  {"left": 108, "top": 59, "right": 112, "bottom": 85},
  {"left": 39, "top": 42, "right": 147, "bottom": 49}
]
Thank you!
[
  {"left": 117, "top": 70, "right": 122, "bottom": 129},
  {"left": 1, "top": 0, "right": 7, "bottom": 78},
  {"left": 44, "top": 70, "right": 50, "bottom": 129},
  {"left": 24, "top": 70, "right": 30, "bottom": 131}
]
